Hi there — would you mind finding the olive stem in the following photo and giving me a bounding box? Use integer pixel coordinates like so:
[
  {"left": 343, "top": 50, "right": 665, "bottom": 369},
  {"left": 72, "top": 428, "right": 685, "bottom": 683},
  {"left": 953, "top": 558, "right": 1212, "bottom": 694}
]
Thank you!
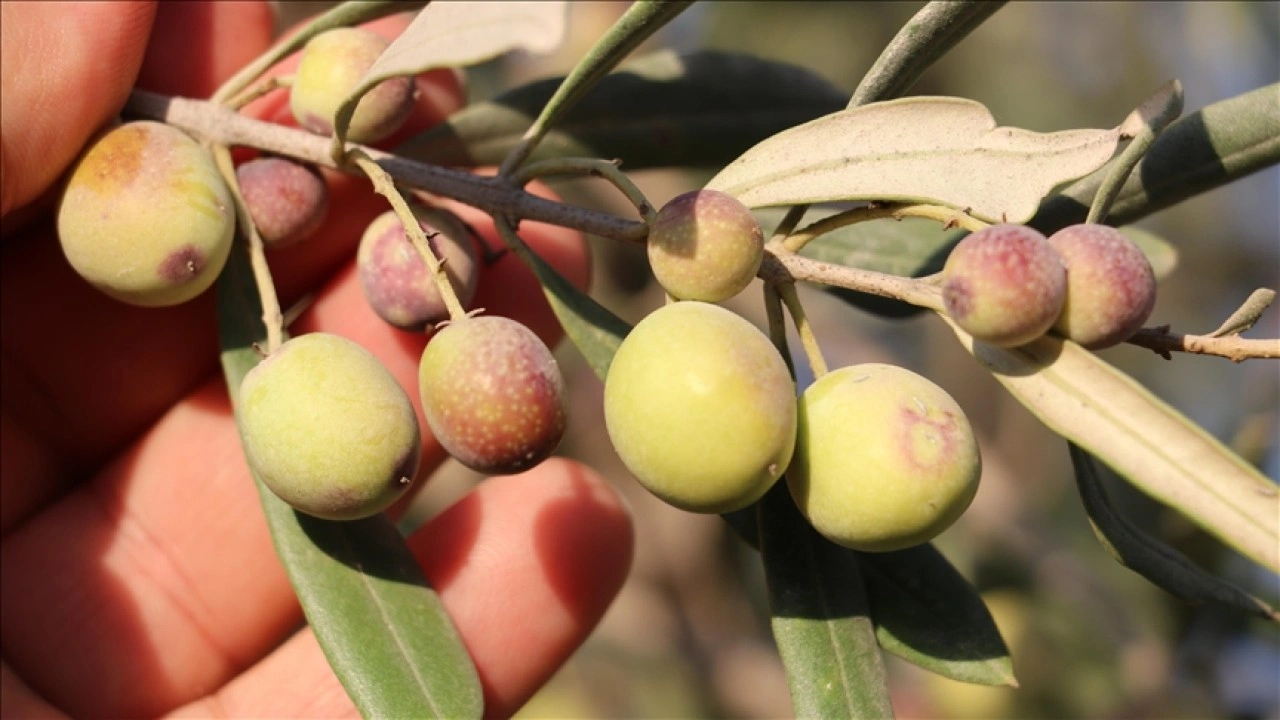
[
  {"left": 350, "top": 150, "right": 468, "bottom": 323},
  {"left": 781, "top": 202, "right": 989, "bottom": 253},
  {"left": 227, "top": 75, "right": 294, "bottom": 111},
  {"left": 762, "top": 248, "right": 946, "bottom": 313},
  {"left": 763, "top": 284, "right": 796, "bottom": 377},
  {"left": 1125, "top": 326, "right": 1280, "bottom": 362},
  {"left": 767, "top": 205, "right": 808, "bottom": 247},
  {"left": 211, "top": 144, "right": 285, "bottom": 353},
  {"left": 777, "top": 282, "right": 828, "bottom": 379},
  {"left": 513, "top": 157, "right": 658, "bottom": 226}
]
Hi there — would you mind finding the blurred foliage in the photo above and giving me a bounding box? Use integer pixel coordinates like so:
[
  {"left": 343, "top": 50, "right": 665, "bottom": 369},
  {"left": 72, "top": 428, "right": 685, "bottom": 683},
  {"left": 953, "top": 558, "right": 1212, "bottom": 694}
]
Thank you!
[{"left": 273, "top": 2, "right": 1280, "bottom": 718}]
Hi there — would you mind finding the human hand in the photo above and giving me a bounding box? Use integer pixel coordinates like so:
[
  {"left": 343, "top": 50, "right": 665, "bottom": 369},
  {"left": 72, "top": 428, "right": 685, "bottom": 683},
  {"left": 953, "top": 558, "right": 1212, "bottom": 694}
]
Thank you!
[{"left": 0, "top": 3, "right": 633, "bottom": 717}]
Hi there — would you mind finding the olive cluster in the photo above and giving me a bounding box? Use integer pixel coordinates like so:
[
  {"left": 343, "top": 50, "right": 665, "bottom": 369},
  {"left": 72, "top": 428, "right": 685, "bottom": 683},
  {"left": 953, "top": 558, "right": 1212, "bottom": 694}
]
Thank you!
[
  {"left": 941, "top": 223, "right": 1158, "bottom": 350},
  {"left": 56, "top": 27, "right": 568, "bottom": 522},
  {"left": 604, "top": 190, "right": 983, "bottom": 552}
]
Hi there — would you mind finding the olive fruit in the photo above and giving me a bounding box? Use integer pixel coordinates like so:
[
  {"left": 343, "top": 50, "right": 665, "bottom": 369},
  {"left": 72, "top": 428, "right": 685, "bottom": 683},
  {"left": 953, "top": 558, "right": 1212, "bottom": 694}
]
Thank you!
[
  {"left": 1048, "top": 223, "right": 1157, "bottom": 349},
  {"left": 418, "top": 315, "right": 567, "bottom": 474},
  {"left": 290, "top": 27, "right": 416, "bottom": 144},
  {"left": 647, "top": 189, "right": 764, "bottom": 302},
  {"left": 941, "top": 224, "right": 1066, "bottom": 347},
  {"left": 789, "top": 363, "right": 980, "bottom": 552},
  {"left": 57, "top": 121, "right": 234, "bottom": 307},
  {"left": 604, "top": 301, "right": 796, "bottom": 513},
  {"left": 235, "top": 156, "right": 329, "bottom": 249},
  {"left": 238, "top": 333, "right": 421, "bottom": 521},
  {"left": 357, "top": 205, "right": 479, "bottom": 331}
]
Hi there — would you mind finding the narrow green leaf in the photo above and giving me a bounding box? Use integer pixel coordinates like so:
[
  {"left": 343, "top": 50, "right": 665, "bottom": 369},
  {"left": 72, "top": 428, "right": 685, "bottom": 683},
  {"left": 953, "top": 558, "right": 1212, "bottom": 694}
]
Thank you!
[
  {"left": 792, "top": 215, "right": 964, "bottom": 279},
  {"left": 759, "top": 485, "right": 896, "bottom": 719},
  {"left": 493, "top": 221, "right": 630, "bottom": 381},
  {"left": 859, "top": 545, "right": 1017, "bottom": 687},
  {"left": 944, "top": 318, "right": 1280, "bottom": 572},
  {"left": 707, "top": 97, "right": 1124, "bottom": 224},
  {"left": 503, "top": 0, "right": 694, "bottom": 172},
  {"left": 1068, "top": 444, "right": 1279, "bottom": 622},
  {"left": 218, "top": 240, "right": 483, "bottom": 719},
  {"left": 333, "top": 1, "right": 568, "bottom": 149},
  {"left": 1087, "top": 79, "right": 1185, "bottom": 225},
  {"left": 396, "top": 50, "right": 846, "bottom": 169},
  {"left": 849, "top": 1, "right": 1008, "bottom": 107},
  {"left": 1032, "top": 83, "right": 1280, "bottom": 232}
]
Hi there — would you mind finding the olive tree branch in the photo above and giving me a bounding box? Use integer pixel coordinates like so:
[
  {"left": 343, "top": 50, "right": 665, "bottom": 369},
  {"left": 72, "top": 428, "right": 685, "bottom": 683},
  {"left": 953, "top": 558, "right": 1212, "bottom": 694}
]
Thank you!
[
  {"left": 1126, "top": 327, "right": 1280, "bottom": 362},
  {"left": 124, "top": 90, "right": 648, "bottom": 243},
  {"left": 761, "top": 248, "right": 945, "bottom": 313}
]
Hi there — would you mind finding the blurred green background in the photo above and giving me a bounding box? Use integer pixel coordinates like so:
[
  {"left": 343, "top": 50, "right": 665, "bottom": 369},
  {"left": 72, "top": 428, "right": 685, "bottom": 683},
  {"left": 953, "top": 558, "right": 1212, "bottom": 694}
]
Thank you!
[{"left": 278, "top": 3, "right": 1280, "bottom": 717}]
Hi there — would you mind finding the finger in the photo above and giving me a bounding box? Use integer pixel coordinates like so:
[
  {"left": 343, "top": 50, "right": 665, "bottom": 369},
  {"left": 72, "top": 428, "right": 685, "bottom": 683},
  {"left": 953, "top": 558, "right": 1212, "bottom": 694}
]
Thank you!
[
  {"left": 134, "top": 2, "right": 276, "bottom": 99},
  {"left": 0, "top": 1, "right": 156, "bottom": 217},
  {"left": 0, "top": 218, "right": 589, "bottom": 715},
  {"left": 0, "top": 661, "right": 65, "bottom": 720},
  {"left": 172, "top": 460, "right": 633, "bottom": 720}
]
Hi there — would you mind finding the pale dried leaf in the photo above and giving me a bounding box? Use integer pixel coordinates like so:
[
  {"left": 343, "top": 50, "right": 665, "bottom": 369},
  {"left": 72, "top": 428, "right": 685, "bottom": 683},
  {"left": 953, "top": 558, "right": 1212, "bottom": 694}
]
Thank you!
[
  {"left": 707, "top": 97, "right": 1123, "bottom": 223},
  {"left": 946, "top": 319, "right": 1279, "bottom": 572},
  {"left": 333, "top": 1, "right": 567, "bottom": 147}
]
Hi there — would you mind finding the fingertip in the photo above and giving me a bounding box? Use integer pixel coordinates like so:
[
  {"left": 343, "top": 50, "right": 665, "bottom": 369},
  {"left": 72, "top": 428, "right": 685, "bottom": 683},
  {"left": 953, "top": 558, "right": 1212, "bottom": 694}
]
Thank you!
[
  {"left": 135, "top": 1, "right": 275, "bottom": 97},
  {"left": 410, "top": 459, "right": 633, "bottom": 717},
  {"left": 0, "top": 1, "right": 157, "bottom": 216}
]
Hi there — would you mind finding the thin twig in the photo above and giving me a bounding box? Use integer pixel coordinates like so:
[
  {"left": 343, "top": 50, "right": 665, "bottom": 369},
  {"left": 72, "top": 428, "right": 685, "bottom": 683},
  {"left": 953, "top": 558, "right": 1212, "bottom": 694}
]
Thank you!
[
  {"left": 124, "top": 90, "right": 648, "bottom": 243},
  {"left": 350, "top": 151, "right": 468, "bottom": 322},
  {"left": 227, "top": 75, "right": 293, "bottom": 111},
  {"left": 514, "top": 157, "right": 657, "bottom": 226},
  {"left": 761, "top": 249, "right": 945, "bottom": 313},
  {"left": 1126, "top": 326, "right": 1280, "bottom": 362},
  {"left": 778, "top": 283, "right": 828, "bottom": 379},
  {"left": 781, "top": 202, "right": 987, "bottom": 253},
  {"left": 211, "top": 144, "right": 284, "bottom": 353}
]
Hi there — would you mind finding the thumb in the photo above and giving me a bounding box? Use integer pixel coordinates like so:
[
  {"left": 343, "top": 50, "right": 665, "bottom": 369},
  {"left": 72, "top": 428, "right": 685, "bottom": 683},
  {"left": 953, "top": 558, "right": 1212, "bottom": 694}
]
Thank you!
[{"left": 0, "top": 1, "right": 157, "bottom": 218}]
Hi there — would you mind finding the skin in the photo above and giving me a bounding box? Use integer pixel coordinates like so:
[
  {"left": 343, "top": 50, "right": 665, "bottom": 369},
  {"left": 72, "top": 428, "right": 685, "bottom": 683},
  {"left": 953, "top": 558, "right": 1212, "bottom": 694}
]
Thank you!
[{"left": 0, "top": 3, "right": 629, "bottom": 718}]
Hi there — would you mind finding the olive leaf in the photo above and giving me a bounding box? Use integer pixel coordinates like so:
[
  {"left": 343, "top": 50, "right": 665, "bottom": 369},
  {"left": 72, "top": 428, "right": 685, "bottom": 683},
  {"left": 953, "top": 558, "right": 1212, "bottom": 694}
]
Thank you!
[
  {"left": 1068, "top": 443, "right": 1279, "bottom": 622},
  {"left": 492, "top": 219, "right": 630, "bottom": 380},
  {"left": 859, "top": 545, "right": 1017, "bottom": 687},
  {"left": 505, "top": 0, "right": 695, "bottom": 171},
  {"left": 218, "top": 238, "right": 482, "bottom": 720},
  {"left": 945, "top": 319, "right": 1280, "bottom": 573},
  {"left": 332, "top": 1, "right": 569, "bottom": 150},
  {"left": 758, "top": 485, "right": 896, "bottom": 719},
  {"left": 396, "top": 49, "right": 848, "bottom": 169},
  {"left": 1032, "top": 83, "right": 1280, "bottom": 231},
  {"left": 706, "top": 97, "right": 1125, "bottom": 224}
]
